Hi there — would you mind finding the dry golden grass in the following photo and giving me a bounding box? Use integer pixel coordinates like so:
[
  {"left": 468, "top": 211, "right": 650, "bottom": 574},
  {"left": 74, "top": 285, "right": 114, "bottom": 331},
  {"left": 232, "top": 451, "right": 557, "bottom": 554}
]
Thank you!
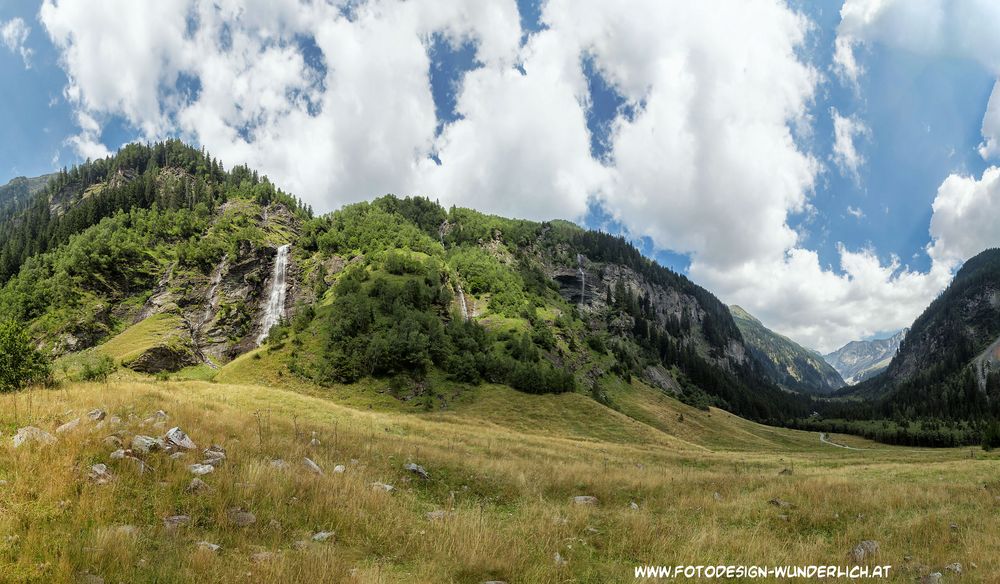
[{"left": 0, "top": 377, "right": 997, "bottom": 583}]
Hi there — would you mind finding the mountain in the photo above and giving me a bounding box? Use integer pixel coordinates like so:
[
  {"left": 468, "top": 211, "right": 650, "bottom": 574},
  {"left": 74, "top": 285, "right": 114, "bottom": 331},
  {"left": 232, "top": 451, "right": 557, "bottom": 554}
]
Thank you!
[
  {"left": 729, "top": 305, "right": 844, "bottom": 393},
  {"left": 0, "top": 140, "right": 809, "bottom": 423},
  {"left": 0, "top": 173, "right": 55, "bottom": 211},
  {"left": 822, "top": 329, "right": 907, "bottom": 385},
  {"left": 844, "top": 248, "right": 1000, "bottom": 420}
]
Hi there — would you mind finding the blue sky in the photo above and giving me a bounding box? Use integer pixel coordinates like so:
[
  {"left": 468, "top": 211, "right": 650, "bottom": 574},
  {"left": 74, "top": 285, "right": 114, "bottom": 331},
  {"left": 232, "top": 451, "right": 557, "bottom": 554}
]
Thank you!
[{"left": 3, "top": 0, "right": 1000, "bottom": 351}]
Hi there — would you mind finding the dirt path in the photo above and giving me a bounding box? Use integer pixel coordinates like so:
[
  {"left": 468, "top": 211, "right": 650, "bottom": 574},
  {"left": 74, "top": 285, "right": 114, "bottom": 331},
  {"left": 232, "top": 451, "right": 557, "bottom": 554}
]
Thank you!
[{"left": 819, "top": 432, "right": 865, "bottom": 450}]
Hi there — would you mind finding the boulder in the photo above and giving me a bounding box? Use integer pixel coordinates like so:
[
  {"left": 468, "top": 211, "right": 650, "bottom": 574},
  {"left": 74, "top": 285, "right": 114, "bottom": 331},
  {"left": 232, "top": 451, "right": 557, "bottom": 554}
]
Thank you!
[
  {"left": 126, "top": 344, "right": 198, "bottom": 374},
  {"left": 56, "top": 418, "right": 81, "bottom": 434},
  {"left": 131, "top": 435, "right": 165, "bottom": 454},
  {"left": 227, "top": 508, "right": 257, "bottom": 527},
  {"left": 303, "top": 457, "right": 323, "bottom": 475},
  {"left": 945, "top": 563, "right": 962, "bottom": 574},
  {"left": 87, "top": 409, "right": 107, "bottom": 422},
  {"left": 372, "top": 482, "right": 395, "bottom": 493},
  {"left": 404, "top": 462, "right": 429, "bottom": 480},
  {"left": 163, "top": 515, "right": 190, "bottom": 529},
  {"left": 203, "top": 445, "right": 226, "bottom": 462},
  {"left": 196, "top": 541, "right": 221, "bottom": 553},
  {"left": 165, "top": 427, "right": 197, "bottom": 450},
  {"left": 311, "top": 531, "right": 335, "bottom": 542},
  {"left": 332, "top": 464, "right": 346, "bottom": 473},
  {"left": 88, "top": 464, "right": 113, "bottom": 484},
  {"left": 12, "top": 426, "right": 56, "bottom": 448},
  {"left": 270, "top": 458, "right": 289, "bottom": 469},
  {"left": 188, "top": 463, "right": 214, "bottom": 476},
  {"left": 186, "top": 478, "right": 210, "bottom": 493},
  {"left": 572, "top": 496, "right": 598, "bottom": 506},
  {"left": 629, "top": 501, "right": 640, "bottom": 510},
  {"left": 849, "top": 540, "right": 880, "bottom": 563},
  {"left": 103, "top": 436, "right": 123, "bottom": 448}
]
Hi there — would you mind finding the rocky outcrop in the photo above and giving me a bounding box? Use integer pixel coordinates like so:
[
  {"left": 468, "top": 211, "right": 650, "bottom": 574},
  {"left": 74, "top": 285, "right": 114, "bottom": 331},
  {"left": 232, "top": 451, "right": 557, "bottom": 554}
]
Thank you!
[{"left": 125, "top": 343, "right": 199, "bottom": 373}]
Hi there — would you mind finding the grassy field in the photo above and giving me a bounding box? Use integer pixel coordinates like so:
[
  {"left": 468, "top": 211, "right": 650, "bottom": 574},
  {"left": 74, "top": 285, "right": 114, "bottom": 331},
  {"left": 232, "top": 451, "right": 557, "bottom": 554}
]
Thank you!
[{"left": 1, "top": 370, "right": 997, "bottom": 582}]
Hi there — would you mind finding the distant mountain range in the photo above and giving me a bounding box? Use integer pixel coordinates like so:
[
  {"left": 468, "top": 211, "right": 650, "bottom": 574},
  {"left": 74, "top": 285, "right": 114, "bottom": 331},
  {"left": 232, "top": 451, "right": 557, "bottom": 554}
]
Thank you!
[
  {"left": 730, "top": 305, "right": 844, "bottom": 394},
  {"left": 823, "top": 329, "right": 907, "bottom": 385}
]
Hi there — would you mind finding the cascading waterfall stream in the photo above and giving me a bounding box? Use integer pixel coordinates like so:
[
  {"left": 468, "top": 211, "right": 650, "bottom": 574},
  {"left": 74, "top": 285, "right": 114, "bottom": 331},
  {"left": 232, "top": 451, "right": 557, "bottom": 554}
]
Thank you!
[
  {"left": 577, "top": 253, "right": 586, "bottom": 306},
  {"left": 456, "top": 282, "right": 469, "bottom": 321},
  {"left": 257, "top": 244, "right": 290, "bottom": 346}
]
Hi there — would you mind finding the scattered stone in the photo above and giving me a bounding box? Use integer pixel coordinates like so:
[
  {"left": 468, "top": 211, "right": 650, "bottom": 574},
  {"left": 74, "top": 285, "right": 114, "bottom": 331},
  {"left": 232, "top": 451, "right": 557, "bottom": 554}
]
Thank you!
[
  {"left": 554, "top": 551, "right": 567, "bottom": 566},
  {"left": 185, "top": 479, "right": 210, "bottom": 494},
  {"left": 371, "top": 482, "right": 395, "bottom": 493},
  {"left": 629, "top": 501, "right": 640, "bottom": 510},
  {"left": 426, "top": 510, "right": 447, "bottom": 521},
  {"left": 203, "top": 445, "right": 226, "bottom": 462},
  {"left": 165, "top": 427, "right": 197, "bottom": 450},
  {"left": 163, "top": 515, "right": 190, "bottom": 529},
  {"left": 196, "top": 541, "right": 220, "bottom": 553},
  {"left": 309, "top": 431, "right": 321, "bottom": 447},
  {"left": 713, "top": 492, "right": 723, "bottom": 501},
  {"left": 849, "top": 540, "right": 880, "bottom": 564},
  {"left": 768, "top": 498, "right": 792, "bottom": 509},
  {"left": 404, "top": 462, "right": 429, "bottom": 480},
  {"left": 131, "top": 435, "right": 165, "bottom": 454},
  {"left": 292, "top": 540, "right": 310, "bottom": 550},
  {"left": 169, "top": 452, "right": 187, "bottom": 460},
  {"left": 949, "top": 523, "right": 959, "bottom": 531},
  {"left": 227, "top": 508, "right": 257, "bottom": 527},
  {"left": 88, "top": 464, "right": 113, "bottom": 484},
  {"left": 251, "top": 551, "right": 276, "bottom": 564},
  {"left": 56, "top": 418, "right": 81, "bottom": 434},
  {"left": 303, "top": 457, "right": 323, "bottom": 475},
  {"left": 108, "top": 416, "right": 122, "bottom": 425},
  {"left": 311, "top": 531, "right": 335, "bottom": 542},
  {"left": 270, "top": 459, "right": 289, "bottom": 469},
  {"left": 124, "top": 455, "right": 151, "bottom": 474},
  {"left": 103, "top": 436, "right": 123, "bottom": 448},
  {"left": 921, "top": 573, "right": 943, "bottom": 584},
  {"left": 332, "top": 464, "right": 346, "bottom": 474},
  {"left": 945, "top": 563, "right": 962, "bottom": 574},
  {"left": 110, "top": 449, "right": 126, "bottom": 460},
  {"left": 572, "top": 496, "right": 598, "bottom": 506},
  {"left": 87, "top": 409, "right": 107, "bottom": 422},
  {"left": 12, "top": 427, "right": 56, "bottom": 448},
  {"left": 188, "top": 463, "right": 214, "bottom": 476}
]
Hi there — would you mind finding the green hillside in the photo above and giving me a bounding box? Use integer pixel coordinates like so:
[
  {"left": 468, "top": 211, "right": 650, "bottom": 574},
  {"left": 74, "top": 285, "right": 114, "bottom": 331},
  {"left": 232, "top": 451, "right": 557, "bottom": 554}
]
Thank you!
[{"left": 730, "top": 305, "right": 844, "bottom": 394}]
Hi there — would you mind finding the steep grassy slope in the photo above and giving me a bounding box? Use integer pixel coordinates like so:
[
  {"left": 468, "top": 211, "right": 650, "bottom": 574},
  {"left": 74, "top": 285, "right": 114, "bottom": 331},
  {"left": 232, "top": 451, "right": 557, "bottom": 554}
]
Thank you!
[
  {"left": 0, "top": 376, "right": 995, "bottom": 583},
  {"left": 729, "top": 305, "right": 844, "bottom": 394}
]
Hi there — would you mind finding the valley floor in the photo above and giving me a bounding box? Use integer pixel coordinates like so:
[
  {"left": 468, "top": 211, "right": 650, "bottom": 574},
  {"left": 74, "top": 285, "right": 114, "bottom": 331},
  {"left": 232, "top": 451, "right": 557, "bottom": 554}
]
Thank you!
[{"left": 1, "top": 373, "right": 997, "bottom": 583}]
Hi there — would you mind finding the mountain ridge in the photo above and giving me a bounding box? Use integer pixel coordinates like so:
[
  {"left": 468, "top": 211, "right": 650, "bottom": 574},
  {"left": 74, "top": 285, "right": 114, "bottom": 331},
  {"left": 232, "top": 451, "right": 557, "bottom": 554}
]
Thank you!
[{"left": 822, "top": 329, "right": 907, "bottom": 385}]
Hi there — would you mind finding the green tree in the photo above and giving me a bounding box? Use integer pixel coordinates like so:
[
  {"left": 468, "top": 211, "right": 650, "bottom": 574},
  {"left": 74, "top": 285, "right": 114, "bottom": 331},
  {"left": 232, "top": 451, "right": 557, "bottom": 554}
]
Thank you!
[{"left": 0, "top": 319, "right": 49, "bottom": 392}]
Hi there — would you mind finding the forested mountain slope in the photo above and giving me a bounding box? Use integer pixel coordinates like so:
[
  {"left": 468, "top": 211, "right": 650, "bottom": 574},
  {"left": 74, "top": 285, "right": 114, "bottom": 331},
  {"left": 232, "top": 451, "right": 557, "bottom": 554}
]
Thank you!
[
  {"left": 730, "top": 305, "right": 844, "bottom": 394},
  {"left": 0, "top": 142, "right": 810, "bottom": 424}
]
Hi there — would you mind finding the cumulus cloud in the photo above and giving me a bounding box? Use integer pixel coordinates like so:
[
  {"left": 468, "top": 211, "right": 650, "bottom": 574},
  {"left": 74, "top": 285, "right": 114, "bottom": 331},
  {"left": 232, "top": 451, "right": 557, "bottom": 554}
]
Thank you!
[
  {"left": 1, "top": 17, "right": 33, "bottom": 68},
  {"left": 981, "top": 80, "right": 1000, "bottom": 159},
  {"left": 928, "top": 166, "right": 1000, "bottom": 267},
  {"left": 846, "top": 205, "right": 864, "bottom": 219},
  {"left": 37, "top": 0, "right": 983, "bottom": 351},
  {"left": 830, "top": 108, "right": 870, "bottom": 182}
]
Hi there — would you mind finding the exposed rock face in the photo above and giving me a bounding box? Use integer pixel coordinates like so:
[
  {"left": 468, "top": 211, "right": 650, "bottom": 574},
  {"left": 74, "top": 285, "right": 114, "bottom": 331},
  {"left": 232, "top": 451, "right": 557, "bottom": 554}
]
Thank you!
[
  {"left": 823, "top": 330, "right": 906, "bottom": 385},
  {"left": 126, "top": 344, "right": 199, "bottom": 374}
]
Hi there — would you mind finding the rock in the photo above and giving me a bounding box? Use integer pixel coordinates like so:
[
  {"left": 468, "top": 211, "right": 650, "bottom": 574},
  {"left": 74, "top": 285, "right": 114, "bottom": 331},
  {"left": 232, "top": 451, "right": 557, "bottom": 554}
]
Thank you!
[
  {"left": 196, "top": 541, "right": 221, "bottom": 552},
  {"left": 56, "top": 418, "right": 81, "bottom": 434},
  {"left": 203, "top": 445, "right": 226, "bottom": 462},
  {"left": 124, "top": 455, "right": 151, "bottom": 474},
  {"left": 126, "top": 344, "right": 198, "bottom": 374},
  {"left": 311, "top": 531, "right": 335, "bottom": 542},
  {"left": 88, "top": 464, "right": 113, "bottom": 484},
  {"left": 251, "top": 551, "right": 276, "bottom": 564},
  {"left": 713, "top": 492, "right": 723, "bottom": 501},
  {"left": 849, "top": 540, "right": 880, "bottom": 563},
  {"left": 169, "top": 452, "right": 187, "bottom": 460},
  {"left": 404, "top": 462, "right": 429, "bottom": 480},
  {"left": 292, "top": 540, "right": 310, "bottom": 550},
  {"left": 270, "top": 458, "right": 289, "bottom": 469},
  {"left": 554, "top": 551, "right": 567, "bottom": 566},
  {"left": 372, "top": 482, "right": 395, "bottom": 493},
  {"left": 131, "top": 435, "right": 165, "bottom": 454},
  {"left": 165, "top": 427, "right": 197, "bottom": 450},
  {"left": 108, "top": 415, "right": 122, "bottom": 425},
  {"left": 163, "top": 515, "right": 190, "bottom": 529},
  {"left": 949, "top": 523, "right": 959, "bottom": 530},
  {"left": 103, "top": 436, "right": 123, "bottom": 448},
  {"left": 227, "top": 508, "right": 257, "bottom": 527},
  {"left": 629, "top": 501, "right": 640, "bottom": 510},
  {"left": 778, "top": 468, "right": 793, "bottom": 475},
  {"left": 572, "top": 496, "right": 598, "bottom": 506},
  {"left": 426, "top": 510, "right": 448, "bottom": 521},
  {"left": 188, "top": 463, "right": 214, "bottom": 476},
  {"left": 921, "top": 573, "right": 943, "bottom": 584},
  {"left": 12, "top": 426, "right": 56, "bottom": 448},
  {"left": 110, "top": 449, "right": 126, "bottom": 460},
  {"left": 332, "top": 464, "right": 346, "bottom": 473},
  {"left": 186, "top": 478, "right": 210, "bottom": 493},
  {"left": 768, "top": 498, "right": 792, "bottom": 509},
  {"left": 309, "top": 431, "right": 321, "bottom": 446},
  {"left": 303, "top": 457, "right": 323, "bottom": 475},
  {"left": 87, "top": 409, "right": 107, "bottom": 422},
  {"left": 945, "top": 563, "right": 962, "bottom": 574}
]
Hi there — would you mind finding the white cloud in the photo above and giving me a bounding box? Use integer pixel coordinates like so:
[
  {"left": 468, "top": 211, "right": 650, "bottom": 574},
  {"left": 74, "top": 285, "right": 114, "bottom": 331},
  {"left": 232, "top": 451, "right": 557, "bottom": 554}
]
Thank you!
[
  {"left": 846, "top": 205, "right": 864, "bottom": 219},
  {"left": 1, "top": 17, "right": 33, "bottom": 68},
  {"left": 830, "top": 107, "right": 869, "bottom": 182},
  {"left": 39, "top": 0, "right": 987, "bottom": 352},
  {"left": 928, "top": 166, "right": 1000, "bottom": 268},
  {"left": 981, "top": 80, "right": 1000, "bottom": 159}
]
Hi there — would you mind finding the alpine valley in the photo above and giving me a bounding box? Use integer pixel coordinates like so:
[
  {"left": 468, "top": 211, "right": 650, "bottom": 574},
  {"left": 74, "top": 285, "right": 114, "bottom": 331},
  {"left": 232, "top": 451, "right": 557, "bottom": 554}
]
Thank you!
[{"left": 2, "top": 143, "right": 999, "bottom": 582}]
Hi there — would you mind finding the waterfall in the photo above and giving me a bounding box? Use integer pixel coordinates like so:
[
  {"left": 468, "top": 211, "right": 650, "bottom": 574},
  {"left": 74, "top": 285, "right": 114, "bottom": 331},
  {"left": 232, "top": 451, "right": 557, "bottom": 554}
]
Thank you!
[
  {"left": 577, "top": 253, "right": 586, "bottom": 306},
  {"left": 257, "top": 244, "right": 290, "bottom": 345},
  {"left": 456, "top": 282, "right": 469, "bottom": 321}
]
